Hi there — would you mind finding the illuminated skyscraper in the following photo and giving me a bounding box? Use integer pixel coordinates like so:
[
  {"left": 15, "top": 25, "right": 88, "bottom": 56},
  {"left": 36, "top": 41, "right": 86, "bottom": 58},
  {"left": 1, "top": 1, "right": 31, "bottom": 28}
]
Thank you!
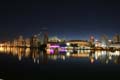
[
  {"left": 90, "top": 36, "right": 94, "bottom": 42},
  {"left": 25, "top": 38, "right": 30, "bottom": 47},
  {"left": 30, "top": 35, "right": 39, "bottom": 48},
  {"left": 43, "top": 32, "right": 48, "bottom": 44},
  {"left": 89, "top": 35, "right": 95, "bottom": 47},
  {"left": 13, "top": 39, "right": 17, "bottom": 47},
  {"left": 100, "top": 35, "right": 109, "bottom": 47},
  {"left": 17, "top": 35, "right": 25, "bottom": 47}
]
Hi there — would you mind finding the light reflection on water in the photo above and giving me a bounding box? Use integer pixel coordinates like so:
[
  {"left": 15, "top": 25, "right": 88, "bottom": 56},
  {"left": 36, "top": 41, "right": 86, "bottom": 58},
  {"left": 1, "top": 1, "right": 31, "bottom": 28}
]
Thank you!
[{"left": 0, "top": 47, "right": 120, "bottom": 64}]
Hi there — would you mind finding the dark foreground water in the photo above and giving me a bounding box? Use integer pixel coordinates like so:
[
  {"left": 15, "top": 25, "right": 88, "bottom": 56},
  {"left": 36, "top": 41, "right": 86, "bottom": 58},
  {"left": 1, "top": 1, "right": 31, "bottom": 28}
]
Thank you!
[{"left": 0, "top": 47, "right": 120, "bottom": 80}]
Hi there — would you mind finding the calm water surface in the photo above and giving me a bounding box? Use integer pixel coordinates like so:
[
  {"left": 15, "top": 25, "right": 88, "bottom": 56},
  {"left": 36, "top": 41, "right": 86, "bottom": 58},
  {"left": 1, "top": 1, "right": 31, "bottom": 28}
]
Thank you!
[{"left": 0, "top": 47, "right": 120, "bottom": 79}]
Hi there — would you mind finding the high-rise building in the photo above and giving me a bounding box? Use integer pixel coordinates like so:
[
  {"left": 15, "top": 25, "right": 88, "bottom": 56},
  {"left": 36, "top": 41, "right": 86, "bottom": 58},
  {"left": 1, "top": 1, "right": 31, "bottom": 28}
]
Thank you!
[
  {"left": 13, "top": 39, "right": 18, "bottom": 47},
  {"left": 17, "top": 35, "right": 25, "bottom": 47},
  {"left": 113, "top": 34, "right": 120, "bottom": 43},
  {"left": 89, "top": 35, "right": 95, "bottom": 47},
  {"left": 43, "top": 32, "right": 48, "bottom": 44},
  {"left": 90, "top": 36, "right": 95, "bottom": 43},
  {"left": 30, "top": 35, "right": 39, "bottom": 47},
  {"left": 100, "top": 35, "right": 109, "bottom": 47},
  {"left": 25, "top": 38, "right": 30, "bottom": 47}
]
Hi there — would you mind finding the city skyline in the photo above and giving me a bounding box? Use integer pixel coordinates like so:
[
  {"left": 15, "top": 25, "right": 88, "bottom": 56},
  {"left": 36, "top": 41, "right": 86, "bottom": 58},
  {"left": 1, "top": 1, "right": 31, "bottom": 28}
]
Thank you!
[
  {"left": 0, "top": 31, "right": 120, "bottom": 41},
  {"left": 1, "top": 0, "right": 120, "bottom": 79}
]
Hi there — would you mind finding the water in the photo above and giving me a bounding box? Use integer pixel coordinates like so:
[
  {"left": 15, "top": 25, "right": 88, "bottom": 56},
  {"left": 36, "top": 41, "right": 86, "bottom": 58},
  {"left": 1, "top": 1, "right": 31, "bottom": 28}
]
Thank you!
[{"left": 0, "top": 47, "right": 120, "bottom": 80}]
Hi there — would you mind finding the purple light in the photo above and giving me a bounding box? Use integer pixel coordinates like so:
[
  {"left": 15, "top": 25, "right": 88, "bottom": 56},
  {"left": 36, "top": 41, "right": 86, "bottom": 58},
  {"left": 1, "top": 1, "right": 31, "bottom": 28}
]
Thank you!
[
  {"left": 50, "top": 45, "right": 60, "bottom": 48},
  {"left": 49, "top": 50, "right": 54, "bottom": 54},
  {"left": 59, "top": 49, "right": 67, "bottom": 52},
  {"left": 49, "top": 48, "right": 67, "bottom": 53}
]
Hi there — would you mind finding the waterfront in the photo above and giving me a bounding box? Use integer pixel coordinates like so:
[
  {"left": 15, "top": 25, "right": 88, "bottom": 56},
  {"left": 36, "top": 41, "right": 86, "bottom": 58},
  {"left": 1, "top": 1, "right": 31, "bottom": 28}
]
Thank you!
[
  {"left": 0, "top": 47, "right": 120, "bottom": 79},
  {"left": 1, "top": 47, "right": 120, "bottom": 64}
]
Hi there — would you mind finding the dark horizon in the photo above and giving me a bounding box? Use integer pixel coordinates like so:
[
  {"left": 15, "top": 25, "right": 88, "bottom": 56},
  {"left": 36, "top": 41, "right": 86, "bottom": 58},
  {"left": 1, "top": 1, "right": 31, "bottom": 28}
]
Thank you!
[{"left": 0, "top": 0, "right": 120, "bottom": 40}]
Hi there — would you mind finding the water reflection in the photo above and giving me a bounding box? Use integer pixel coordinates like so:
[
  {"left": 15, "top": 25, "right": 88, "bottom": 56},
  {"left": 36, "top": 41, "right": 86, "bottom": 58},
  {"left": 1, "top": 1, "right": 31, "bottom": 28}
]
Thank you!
[
  {"left": 94, "top": 50, "right": 120, "bottom": 64},
  {"left": 0, "top": 47, "right": 120, "bottom": 64}
]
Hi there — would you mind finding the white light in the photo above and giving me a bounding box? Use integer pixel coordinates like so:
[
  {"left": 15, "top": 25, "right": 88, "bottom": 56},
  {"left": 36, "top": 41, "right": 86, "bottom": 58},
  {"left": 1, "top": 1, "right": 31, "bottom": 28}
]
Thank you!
[
  {"left": 62, "top": 56, "right": 65, "bottom": 60},
  {"left": 66, "top": 52, "right": 70, "bottom": 56},
  {"left": 66, "top": 43, "right": 70, "bottom": 46},
  {"left": 109, "top": 56, "right": 112, "bottom": 60},
  {"left": 115, "top": 51, "right": 120, "bottom": 56},
  {"left": 37, "top": 59, "right": 39, "bottom": 64},
  {"left": 95, "top": 39, "right": 98, "bottom": 42},
  {"left": 34, "top": 58, "right": 36, "bottom": 63},
  {"left": 95, "top": 55, "right": 98, "bottom": 60}
]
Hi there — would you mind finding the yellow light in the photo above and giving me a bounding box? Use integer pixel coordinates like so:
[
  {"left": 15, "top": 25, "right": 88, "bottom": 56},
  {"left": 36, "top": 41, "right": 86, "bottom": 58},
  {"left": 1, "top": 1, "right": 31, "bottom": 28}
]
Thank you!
[
  {"left": 0, "top": 44, "right": 4, "bottom": 47},
  {"left": 18, "top": 54, "right": 22, "bottom": 61},
  {"left": 0, "top": 47, "right": 4, "bottom": 52},
  {"left": 25, "top": 48, "right": 30, "bottom": 57},
  {"left": 6, "top": 47, "right": 11, "bottom": 53},
  {"left": 90, "top": 58, "right": 94, "bottom": 64},
  {"left": 12, "top": 47, "right": 18, "bottom": 55},
  {"left": 66, "top": 43, "right": 70, "bottom": 46},
  {"left": 66, "top": 52, "right": 70, "bottom": 56}
]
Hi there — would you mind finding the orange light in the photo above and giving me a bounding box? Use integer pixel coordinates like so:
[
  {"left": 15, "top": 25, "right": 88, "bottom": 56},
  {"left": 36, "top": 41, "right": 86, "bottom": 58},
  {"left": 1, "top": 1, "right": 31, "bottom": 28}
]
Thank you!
[{"left": 90, "top": 58, "right": 94, "bottom": 64}]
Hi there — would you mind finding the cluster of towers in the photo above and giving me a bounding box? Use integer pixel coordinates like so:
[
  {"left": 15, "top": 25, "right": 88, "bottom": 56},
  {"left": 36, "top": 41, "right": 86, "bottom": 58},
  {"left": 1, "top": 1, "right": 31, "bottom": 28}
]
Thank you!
[{"left": 1, "top": 32, "right": 49, "bottom": 48}]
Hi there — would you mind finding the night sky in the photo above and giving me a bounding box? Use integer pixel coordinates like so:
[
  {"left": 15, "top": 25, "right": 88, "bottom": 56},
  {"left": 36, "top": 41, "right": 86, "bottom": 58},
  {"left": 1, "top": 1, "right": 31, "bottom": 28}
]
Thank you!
[{"left": 0, "top": 0, "right": 120, "bottom": 40}]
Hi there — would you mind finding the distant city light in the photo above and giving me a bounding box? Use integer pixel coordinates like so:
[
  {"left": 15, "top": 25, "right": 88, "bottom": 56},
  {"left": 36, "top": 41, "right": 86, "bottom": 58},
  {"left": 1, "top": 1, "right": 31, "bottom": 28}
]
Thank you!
[
  {"left": 50, "top": 45, "right": 60, "bottom": 48},
  {"left": 66, "top": 52, "right": 70, "bottom": 56},
  {"left": 66, "top": 43, "right": 70, "bottom": 46}
]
